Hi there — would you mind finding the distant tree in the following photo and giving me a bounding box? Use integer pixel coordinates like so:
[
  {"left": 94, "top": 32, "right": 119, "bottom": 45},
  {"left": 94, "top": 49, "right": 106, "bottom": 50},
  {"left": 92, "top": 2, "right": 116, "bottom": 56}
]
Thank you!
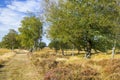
[
  {"left": 0, "top": 42, "right": 2, "bottom": 48},
  {"left": 1, "top": 29, "right": 20, "bottom": 50},
  {"left": 39, "top": 42, "right": 46, "bottom": 49},
  {"left": 18, "top": 16, "right": 43, "bottom": 50},
  {"left": 48, "top": 39, "right": 60, "bottom": 54},
  {"left": 48, "top": 39, "right": 71, "bottom": 55}
]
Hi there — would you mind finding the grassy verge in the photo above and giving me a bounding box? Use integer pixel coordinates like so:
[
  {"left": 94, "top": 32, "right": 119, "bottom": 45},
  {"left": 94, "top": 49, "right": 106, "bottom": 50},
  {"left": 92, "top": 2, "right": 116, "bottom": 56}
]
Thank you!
[
  {"left": 0, "top": 49, "right": 15, "bottom": 64},
  {"left": 0, "top": 48, "right": 11, "bottom": 55}
]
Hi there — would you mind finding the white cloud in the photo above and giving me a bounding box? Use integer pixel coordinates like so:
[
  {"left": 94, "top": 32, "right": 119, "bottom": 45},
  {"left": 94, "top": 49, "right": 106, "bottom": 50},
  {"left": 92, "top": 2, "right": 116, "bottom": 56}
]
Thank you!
[
  {"left": 0, "top": 8, "right": 24, "bottom": 26},
  {"left": 0, "top": 0, "right": 43, "bottom": 41},
  {"left": 7, "top": 0, "right": 41, "bottom": 13}
]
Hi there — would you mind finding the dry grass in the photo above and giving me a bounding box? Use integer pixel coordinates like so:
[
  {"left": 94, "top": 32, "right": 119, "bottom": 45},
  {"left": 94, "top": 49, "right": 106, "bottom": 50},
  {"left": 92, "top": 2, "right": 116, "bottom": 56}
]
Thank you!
[
  {"left": 0, "top": 48, "right": 11, "bottom": 55},
  {"left": 0, "top": 52, "right": 16, "bottom": 64},
  {"left": 0, "top": 53, "right": 41, "bottom": 80},
  {"left": 0, "top": 49, "right": 15, "bottom": 64},
  {"left": 31, "top": 48, "right": 120, "bottom": 80}
]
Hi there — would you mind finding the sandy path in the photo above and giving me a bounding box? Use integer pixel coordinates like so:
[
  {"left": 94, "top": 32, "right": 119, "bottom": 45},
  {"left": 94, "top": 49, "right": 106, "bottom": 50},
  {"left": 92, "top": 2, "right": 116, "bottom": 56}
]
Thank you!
[{"left": 0, "top": 51, "right": 42, "bottom": 80}]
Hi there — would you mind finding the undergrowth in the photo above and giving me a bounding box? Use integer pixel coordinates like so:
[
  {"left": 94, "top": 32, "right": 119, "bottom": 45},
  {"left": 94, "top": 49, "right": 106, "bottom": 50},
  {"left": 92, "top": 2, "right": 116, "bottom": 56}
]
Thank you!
[{"left": 31, "top": 50, "right": 120, "bottom": 80}]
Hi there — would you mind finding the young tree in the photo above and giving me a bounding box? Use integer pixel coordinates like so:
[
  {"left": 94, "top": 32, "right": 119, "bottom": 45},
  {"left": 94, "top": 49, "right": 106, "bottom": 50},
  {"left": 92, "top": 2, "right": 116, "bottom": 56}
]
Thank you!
[
  {"left": 48, "top": 39, "right": 60, "bottom": 54},
  {"left": 1, "top": 29, "right": 20, "bottom": 50},
  {"left": 19, "top": 16, "right": 43, "bottom": 50},
  {"left": 39, "top": 42, "right": 46, "bottom": 49}
]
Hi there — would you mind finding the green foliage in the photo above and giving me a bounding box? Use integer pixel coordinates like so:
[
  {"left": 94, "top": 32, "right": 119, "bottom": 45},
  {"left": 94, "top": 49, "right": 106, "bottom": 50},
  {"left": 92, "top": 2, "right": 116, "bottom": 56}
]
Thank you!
[
  {"left": 0, "top": 42, "right": 2, "bottom": 48},
  {"left": 93, "top": 36, "right": 113, "bottom": 52},
  {"left": 48, "top": 39, "right": 60, "bottom": 53},
  {"left": 1, "top": 29, "right": 20, "bottom": 49},
  {"left": 18, "top": 16, "right": 43, "bottom": 49},
  {"left": 45, "top": 0, "right": 120, "bottom": 57},
  {"left": 39, "top": 42, "right": 46, "bottom": 49},
  {"left": 48, "top": 39, "right": 71, "bottom": 55}
]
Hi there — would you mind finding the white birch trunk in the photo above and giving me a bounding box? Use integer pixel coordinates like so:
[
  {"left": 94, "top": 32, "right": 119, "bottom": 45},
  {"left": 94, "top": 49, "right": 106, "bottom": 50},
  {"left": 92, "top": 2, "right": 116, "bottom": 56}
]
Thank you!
[{"left": 112, "top": 40, "right": 116, "bottom": 59}]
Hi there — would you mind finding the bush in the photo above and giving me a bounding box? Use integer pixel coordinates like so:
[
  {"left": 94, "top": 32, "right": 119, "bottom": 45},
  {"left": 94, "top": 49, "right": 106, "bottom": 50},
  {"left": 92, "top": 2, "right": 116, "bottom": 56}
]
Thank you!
[
  {"left": 103, "top": 59, "right": 120, "bottom": 76},
  {"left": 97, "top": 59, "right": 109, "bottom": 67},
  {"left": 44, "top": 67, "right": 71, "bottom": 80},
  {"left": 86, "top": 60, "right": 97, "bottom": 65},
  {"left": 35, "top": 53, "right": 53, "bottom": 58},
  {"left": 44, "top": 64, "right": 101, "bottom": 80},
  {"left": 32, "top": 56, "right": 58, "bottom": 73},
  {"left": 105, "top": 73, "right": 120, "bottom": 80},
  {"left": 0, "top": 48, "right": 10, "bottom": 55},
  {"left": 79, "top": 66, "right": 101, "bottom": 80}
]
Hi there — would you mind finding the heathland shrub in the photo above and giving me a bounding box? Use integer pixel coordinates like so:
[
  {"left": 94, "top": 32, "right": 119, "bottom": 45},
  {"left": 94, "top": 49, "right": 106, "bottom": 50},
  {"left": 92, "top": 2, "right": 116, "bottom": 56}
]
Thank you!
[
  {"left": 78, "top": 66, "right": 101, "bottom": 80},
  {"left": 104, "top": 73, "right": 120, "bottom": 80},
  {"left": 104, "top": 63, "right": 120, "bottom": 75},
  {"left": 33, "top": 52, "right": 69, "bottom": 59},
  {"left": 32, "top": 51, "right": 120, "bottom": 80},
  {"left": 44, "top": 67, "right": 71, "bottom": 80},
  {"left": 97, "top": 59, "right": 109, "bottom": 67},
  {"left": 32, "top": 56, "right": 58, "bottom": 73},
  {"left": 97, "top": 59, "right": 120, "bottom": 67},
  {"left": 103, "top": 59, "right": 120, "bottom": 76},
  {"left": 44, "top": 63, "right": 101, "bottom": 80},
  {"left": 35, "top": 52, "right": 52, "bottom": 58},
  {"left": 86, "top": 60, "right": 97, "bottom": 65}
]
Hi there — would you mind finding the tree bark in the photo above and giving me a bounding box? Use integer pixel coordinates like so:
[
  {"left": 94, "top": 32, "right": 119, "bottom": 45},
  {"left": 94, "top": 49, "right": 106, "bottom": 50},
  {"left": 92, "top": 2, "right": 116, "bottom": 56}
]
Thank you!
[
  {"left": 55, "top": 49, "right": 58, "bottom": 54},
  {"left": 78, "top": 50, "right": 80, "bottom": 54},
  {"left": 61, "top": 49, "right": 65, "bottom": 55},
  {"left": 112, "top": 40, "right": 116, "bottom": 59},
  {"left": 85, "top": 40, "right": 92, "bottom": 58}
]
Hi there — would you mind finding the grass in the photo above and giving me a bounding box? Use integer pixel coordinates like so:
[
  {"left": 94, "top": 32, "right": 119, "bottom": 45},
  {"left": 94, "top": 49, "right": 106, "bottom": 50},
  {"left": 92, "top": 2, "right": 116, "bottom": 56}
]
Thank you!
[
  {"left": 0, "top": 48, "right": 14, "bottom": 64},
  {"left": 0, "top": 53, "right": 41, "bottom": 80},
  {"left": 31, "top": 48, "right": 120, "bottom": 80},
  {"left": 0, "top": 48, "right": 11, "bottom": 55}
]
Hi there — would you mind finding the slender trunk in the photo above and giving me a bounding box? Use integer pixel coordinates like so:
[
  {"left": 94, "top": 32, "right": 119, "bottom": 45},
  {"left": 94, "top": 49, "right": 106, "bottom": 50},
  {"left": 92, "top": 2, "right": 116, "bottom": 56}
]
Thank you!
[
  {"left": 33, "top": 41, "right": 36, "bottom": 52},
  {"left": 11, "top": 46, "right": 14, "bottom": 52},
  {"left": 94, "top": 49, "right": 98, "bottom": 53},
  {"left": 85, "top": 40, "right": 92, "bottom": 58},
  {"left": 77, "top": 46, "right": 81, "bottom": 54},
  {"left": 55, "top": 49, "right": 58, "bottom": 54},
  {"left": 39, "top": 38, "right": 42, "bottom": 50},
  {"left": 112, "top": 40, "right": 116, "bottom": 59},
  {"left": 72, "top": 45, "right": 74, "bottom": 56},
  {"left": 61, "top": 49, "right": 64, "bottom": 55},
  {"left": 11, "top": 42, "right": 14, "bottom": 52},
  {"left": 78, "top": 50, "right": 80, "bottom": 54}
]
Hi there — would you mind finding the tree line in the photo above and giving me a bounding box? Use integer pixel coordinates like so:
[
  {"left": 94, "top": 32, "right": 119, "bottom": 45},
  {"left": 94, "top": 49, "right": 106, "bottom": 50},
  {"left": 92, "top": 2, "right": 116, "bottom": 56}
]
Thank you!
[
  {"left": 0, "top": 16, "right": 46, "bottom": 51},
  {"left": 0, "top": 0, "right": 120, "bottom": 58},
  {"left": 45, "top": 0, "right": 120, "bottom": 58}
]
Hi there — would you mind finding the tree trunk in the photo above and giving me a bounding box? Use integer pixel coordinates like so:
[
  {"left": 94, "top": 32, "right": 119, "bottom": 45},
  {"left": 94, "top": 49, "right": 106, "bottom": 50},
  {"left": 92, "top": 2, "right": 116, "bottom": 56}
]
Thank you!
[
  {"left": 85, "top": 40, "right": 92, "bottom": 58},
  {"left": 112, "top": 40, "right": 116, "bottom": 59},
  {"left": 11, "top": 42, "right": 14, "bottom": 52},
  {"left": 55, "top": 49, "right": 58, "bottom": 54},
  {"left": 61, "top": 49, "right": 65, "bottom": 55},
  {"left": 11, "top": 46, "right": 14, "bottom": 52},
  {"left": 77, "top": 46, "right": 81, "bottom": 54},
  {"left": 78, "top": 50, "right": 80, "bottom": 54}
]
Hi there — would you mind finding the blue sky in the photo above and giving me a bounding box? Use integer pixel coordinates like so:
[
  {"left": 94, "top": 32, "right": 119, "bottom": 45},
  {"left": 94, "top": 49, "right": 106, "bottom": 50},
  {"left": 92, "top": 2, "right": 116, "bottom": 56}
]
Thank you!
[{"left": 0, "top": 0, "right": 50, "bottom": 45}]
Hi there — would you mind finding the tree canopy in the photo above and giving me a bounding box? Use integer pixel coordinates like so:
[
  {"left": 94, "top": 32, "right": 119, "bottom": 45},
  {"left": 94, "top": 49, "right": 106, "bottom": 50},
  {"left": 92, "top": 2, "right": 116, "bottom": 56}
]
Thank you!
[
  {"left": 45, "top": 0, "right": 120, "bottom": 57},
  {"left": 1, "top": 29, "right": 20, "bottom": 49},
  {"left": 18, "top": 16, "right": 43, "bottom": 49}
]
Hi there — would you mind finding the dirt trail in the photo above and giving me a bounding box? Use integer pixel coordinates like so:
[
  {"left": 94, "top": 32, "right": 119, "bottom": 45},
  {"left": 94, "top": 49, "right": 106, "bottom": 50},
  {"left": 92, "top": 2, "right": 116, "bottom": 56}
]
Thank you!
[{"left": 0, "top": 51, "right": 42, "bottom": 80}]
